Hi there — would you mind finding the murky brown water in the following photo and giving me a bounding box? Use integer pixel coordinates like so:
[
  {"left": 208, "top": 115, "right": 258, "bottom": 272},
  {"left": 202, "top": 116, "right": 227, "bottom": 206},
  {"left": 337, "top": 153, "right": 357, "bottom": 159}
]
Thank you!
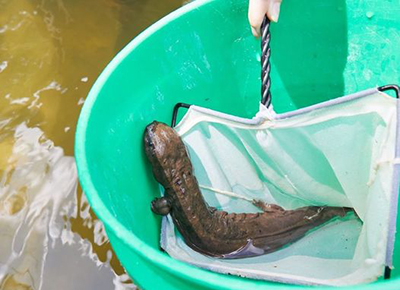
[{"left": 0, "top": 0, "right": 182, "bottom": 289}]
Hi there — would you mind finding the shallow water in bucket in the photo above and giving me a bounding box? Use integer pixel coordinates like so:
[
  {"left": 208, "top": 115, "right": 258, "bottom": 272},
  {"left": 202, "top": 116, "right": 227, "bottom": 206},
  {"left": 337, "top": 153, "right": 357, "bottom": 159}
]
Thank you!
[
  {"left": 75, "top": 0, "right": 400, "bottom": 289},
  {"left": 0, "top": 0, "right": 182, "bottom": 289}
]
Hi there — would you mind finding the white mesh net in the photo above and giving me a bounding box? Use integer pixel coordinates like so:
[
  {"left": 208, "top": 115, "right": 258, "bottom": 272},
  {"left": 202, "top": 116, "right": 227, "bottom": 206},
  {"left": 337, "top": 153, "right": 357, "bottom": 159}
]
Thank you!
[{"left": 160, "top": 89, "right": 399, "bottom": 286}]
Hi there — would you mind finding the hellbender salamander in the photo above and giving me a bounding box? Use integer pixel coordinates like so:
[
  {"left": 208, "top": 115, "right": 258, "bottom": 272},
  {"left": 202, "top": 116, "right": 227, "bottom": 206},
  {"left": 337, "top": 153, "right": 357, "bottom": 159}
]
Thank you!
[{"left": 144, "top": 121, "right": 351, "bottom": 258}]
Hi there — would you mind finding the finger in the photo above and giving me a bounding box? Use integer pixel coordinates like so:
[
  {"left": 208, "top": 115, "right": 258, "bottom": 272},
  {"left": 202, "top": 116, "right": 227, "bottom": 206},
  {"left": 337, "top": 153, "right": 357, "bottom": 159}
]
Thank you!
[
  {"left": 267, "top": 0, "right": 282, "bottom": 23},
  {"left": 251, "top": 27, "right": 259, "bottom": 37},
  {"left": 248, "top": 0, "right": 270, "bottom": 37}
]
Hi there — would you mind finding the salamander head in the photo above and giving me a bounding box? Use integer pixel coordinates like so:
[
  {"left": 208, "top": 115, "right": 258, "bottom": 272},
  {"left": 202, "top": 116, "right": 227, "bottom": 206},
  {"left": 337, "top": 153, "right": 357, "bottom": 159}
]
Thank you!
[
  {"left": 144, "top": 121, "right": 174, "bottom": 183},
  {"left": 144, "top": 121, "right": 182, "bottom": 160},
  {"left": 143, "top": 120, "right": 191, "bottom": 187}
]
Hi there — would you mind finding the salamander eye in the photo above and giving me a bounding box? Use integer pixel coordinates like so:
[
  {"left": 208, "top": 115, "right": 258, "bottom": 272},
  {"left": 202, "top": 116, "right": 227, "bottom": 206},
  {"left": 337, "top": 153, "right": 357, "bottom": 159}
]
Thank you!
[
  {"left": 151, "top": 197, "right": 171, "bottom": 216},
  {"left": 146, "top": 138, "right": 154, "bottom": 148}
]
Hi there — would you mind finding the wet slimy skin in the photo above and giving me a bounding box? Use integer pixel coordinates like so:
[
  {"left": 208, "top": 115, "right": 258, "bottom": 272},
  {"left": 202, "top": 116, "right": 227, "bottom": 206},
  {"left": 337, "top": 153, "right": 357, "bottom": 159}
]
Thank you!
[{"left": 144, "top": 121, "right": 350, "bottom": 258}]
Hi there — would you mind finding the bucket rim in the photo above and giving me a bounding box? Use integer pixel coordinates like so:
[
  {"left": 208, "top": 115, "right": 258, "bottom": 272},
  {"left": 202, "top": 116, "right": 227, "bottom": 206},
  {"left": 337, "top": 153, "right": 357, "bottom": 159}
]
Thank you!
[{"left": 74, "top": 0, "right": 400, "bottom": 288}]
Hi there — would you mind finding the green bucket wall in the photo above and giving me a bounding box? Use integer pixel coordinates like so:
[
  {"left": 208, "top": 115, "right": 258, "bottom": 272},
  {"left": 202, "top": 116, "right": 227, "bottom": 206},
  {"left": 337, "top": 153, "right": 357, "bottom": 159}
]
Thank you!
[{"left": 75, "top": 0, "right": 400, "bottom": 288}]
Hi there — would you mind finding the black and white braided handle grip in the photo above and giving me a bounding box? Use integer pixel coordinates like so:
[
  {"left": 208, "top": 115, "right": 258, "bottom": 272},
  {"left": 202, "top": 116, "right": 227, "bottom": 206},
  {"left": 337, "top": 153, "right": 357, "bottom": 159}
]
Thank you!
[{"left": 261, "top": 16, "right": 272, "bottom": 107}]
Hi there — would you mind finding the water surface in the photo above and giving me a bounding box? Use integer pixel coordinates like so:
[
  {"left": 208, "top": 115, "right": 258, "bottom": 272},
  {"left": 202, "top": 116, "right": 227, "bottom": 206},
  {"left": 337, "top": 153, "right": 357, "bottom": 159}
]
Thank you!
[{"left": 0, "top": 0, "right": 182, "bottom": 289}]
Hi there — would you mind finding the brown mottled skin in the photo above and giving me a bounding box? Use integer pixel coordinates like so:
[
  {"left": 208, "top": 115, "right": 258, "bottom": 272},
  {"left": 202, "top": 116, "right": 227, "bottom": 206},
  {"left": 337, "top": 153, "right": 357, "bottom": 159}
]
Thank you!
[{"left": 144, "top": 121, "right": 350, "bottom": 258}]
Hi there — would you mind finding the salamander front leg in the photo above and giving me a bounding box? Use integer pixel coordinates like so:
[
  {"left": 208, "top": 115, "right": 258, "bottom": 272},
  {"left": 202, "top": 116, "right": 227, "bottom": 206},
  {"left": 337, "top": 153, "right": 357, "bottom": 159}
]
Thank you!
[
  {"left": 252, "top": 199, "right": 284, "bottom": 212},
  {"left": 151, "top": 197, "right": 171, "bottom": 216}
]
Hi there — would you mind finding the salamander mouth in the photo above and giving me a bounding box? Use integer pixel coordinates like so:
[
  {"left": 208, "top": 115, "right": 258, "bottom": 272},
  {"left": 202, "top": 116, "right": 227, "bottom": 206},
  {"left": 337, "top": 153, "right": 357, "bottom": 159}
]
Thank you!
[
  {"left": 144, "top": 121, "right": 160, "bottom": 157},
  {"left": 144, "top": 131, "right": 154, "bottom": 150},
  {"left": 143, "top": 121, "right": 170, "bottom": 186}
]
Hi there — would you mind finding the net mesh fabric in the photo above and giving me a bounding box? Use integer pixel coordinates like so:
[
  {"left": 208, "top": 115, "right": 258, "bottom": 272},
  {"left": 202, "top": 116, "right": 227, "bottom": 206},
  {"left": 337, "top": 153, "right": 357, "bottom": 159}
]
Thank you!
[{"left": 160, "top": 89, "right": 399, "bottom": 286}]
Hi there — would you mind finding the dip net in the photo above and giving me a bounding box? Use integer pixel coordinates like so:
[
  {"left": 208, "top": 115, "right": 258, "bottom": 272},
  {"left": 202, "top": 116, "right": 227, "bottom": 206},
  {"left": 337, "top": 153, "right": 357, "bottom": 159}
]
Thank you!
[{"left": 160, "top": 87, "right": 400, "bottom": 286}]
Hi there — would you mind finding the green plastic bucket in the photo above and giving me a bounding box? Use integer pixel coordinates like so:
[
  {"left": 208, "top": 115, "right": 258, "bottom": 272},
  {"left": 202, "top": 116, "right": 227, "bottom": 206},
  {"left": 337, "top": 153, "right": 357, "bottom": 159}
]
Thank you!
[{"left": 75, "top": 0, "right": 400, "bottom": 288}]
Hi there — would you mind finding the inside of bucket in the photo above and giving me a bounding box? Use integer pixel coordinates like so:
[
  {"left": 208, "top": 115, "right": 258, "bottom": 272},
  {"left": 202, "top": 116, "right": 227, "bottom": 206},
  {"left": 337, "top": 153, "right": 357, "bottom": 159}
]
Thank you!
[{"left": 160, "top": 90, "right": 398, "bottom": 286}]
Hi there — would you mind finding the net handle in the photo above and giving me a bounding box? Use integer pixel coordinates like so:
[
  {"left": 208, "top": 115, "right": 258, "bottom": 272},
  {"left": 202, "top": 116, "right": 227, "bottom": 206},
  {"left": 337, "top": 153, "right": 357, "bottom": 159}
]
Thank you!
[{"left": 261, "top": 16, "right": 272, "bottom": 107}]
